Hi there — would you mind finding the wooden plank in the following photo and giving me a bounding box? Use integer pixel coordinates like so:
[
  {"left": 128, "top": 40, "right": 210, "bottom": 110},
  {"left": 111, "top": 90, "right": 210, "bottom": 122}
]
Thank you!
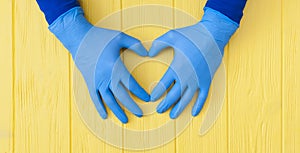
[
  {"left": 283, "top": 0, "right": 300, "bottom": 152},
  {"left": 122, "top": 0, "right": 175, "bottom": 152},
  {"left": 14, "top": 0, "right": 70, "bottom": 152},
  {"left": 0, "top": 0, "right": 13, "bottom": 152},
  {"left": 72, "top": 1, "right": 123, "bottom": 153},
  {"left": 173, "top": 1, "right": 228, "bottom": 153},
  {"left": 227, "top": 0, "right": 282, "bottom": 152}
]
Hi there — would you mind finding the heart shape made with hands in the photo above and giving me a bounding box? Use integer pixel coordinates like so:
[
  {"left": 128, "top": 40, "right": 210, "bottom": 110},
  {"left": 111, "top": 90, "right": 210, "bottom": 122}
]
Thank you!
[
  {"left": 113, "top": 41, "right": 204, "bottom": 130},
  {"left": 69, "top": 5, "right": 228, "bottom": 150},
  {"left": 113, "top": 39, "right": 207, "bottom": 119}
]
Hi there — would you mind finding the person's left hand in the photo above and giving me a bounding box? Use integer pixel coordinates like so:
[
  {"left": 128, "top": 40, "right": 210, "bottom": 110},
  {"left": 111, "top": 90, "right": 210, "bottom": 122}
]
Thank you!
[{"left": 149, "top": 8, "right": 238, "bottom": 119}]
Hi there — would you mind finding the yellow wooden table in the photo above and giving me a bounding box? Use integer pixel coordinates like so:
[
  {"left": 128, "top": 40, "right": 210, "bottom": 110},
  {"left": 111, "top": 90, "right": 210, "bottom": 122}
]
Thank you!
[{"left": 1, "top": 0, "right": 299, "bottom": 152}]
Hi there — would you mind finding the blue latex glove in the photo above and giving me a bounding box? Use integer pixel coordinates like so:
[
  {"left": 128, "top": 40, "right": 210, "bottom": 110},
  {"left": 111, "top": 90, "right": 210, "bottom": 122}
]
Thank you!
[
  {"left": 48, "top": 7, "right": 150, "bottom": 123},
  {"left": 149, "top": 8, "right": 239, "bottom": 119}
]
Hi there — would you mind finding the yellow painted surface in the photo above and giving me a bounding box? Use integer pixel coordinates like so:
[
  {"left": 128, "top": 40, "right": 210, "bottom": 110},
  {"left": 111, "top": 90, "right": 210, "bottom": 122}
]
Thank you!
[
  {"left": 0, "top": 0, "right": 299, "bottom": 153},
  {"left": 0, "top": 0, "right": 12, "bottom": 153}
]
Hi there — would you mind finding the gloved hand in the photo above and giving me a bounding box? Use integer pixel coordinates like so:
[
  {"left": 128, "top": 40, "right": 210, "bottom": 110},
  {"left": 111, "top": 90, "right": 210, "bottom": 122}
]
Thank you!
[
  {"left": 41, "top": 6, "right": 150, "bottom": 123},
  {"left": 149, "top": 8, "right": 239, "bottom": 119}
]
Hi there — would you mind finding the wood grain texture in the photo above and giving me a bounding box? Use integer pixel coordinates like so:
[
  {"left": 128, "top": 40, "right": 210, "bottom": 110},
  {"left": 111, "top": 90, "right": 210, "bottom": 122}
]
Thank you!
[
  {"left": 228, "top": 0, "right": 282, "bottom": 152},
  {"left": 14, "top": 0, "right": 70, "bottom": 152},
  {"left": 0, "top": 0, "right": 13, "bottom": 152},
  {"left": 283, "top": 0, "right": 300, "bottom": 152}
]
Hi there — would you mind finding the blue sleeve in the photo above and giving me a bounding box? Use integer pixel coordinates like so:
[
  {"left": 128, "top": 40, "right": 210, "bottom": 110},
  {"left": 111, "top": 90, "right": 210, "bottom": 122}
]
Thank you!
[
  {"left": 36, "top": 0, "right": 80, "bottom": 25},
  {"left": 205, "top": 0, "right": 247, "bottom": 24}
]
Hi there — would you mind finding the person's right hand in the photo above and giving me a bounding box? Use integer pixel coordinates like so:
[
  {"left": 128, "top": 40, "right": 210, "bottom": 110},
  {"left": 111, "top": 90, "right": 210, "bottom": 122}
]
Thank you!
[
  {"left": 149, "top": 8, "right": 238, "bottom": 119},
  {"left": 37, "top": 1, "right": 150, "bottom": 123}
]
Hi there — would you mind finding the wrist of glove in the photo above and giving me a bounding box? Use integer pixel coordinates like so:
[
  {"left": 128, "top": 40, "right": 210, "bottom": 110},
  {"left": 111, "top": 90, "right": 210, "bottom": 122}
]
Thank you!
[
  {"left": 201, "top": 7, "right": 239, "bottom": 54},
  {"left": 49, "top": 7, "right": 93, "bottom": 58}
]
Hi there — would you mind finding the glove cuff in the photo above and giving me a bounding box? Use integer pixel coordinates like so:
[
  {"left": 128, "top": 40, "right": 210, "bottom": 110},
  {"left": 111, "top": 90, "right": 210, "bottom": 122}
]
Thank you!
[
  {"left": 49, "top": 7, "right": 93, "bottom": 58},
  {"left": 200, "top": 7, "right": 239, "bottom": 54}
]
